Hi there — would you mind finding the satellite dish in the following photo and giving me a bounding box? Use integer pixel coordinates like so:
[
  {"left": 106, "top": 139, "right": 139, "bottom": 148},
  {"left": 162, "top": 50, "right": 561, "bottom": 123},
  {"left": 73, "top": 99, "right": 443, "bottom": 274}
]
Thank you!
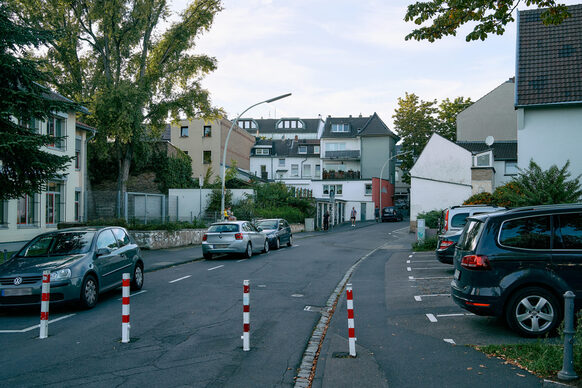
[{"left": 485, "top": 136, "right": 495, "bottom": 147}]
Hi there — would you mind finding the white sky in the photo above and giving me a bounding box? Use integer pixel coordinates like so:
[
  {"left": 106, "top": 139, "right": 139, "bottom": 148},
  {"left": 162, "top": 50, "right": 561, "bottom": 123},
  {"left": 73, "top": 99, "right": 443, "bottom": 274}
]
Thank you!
[{"left": 170, "top": 0, "right": 580, "bottom": 130}]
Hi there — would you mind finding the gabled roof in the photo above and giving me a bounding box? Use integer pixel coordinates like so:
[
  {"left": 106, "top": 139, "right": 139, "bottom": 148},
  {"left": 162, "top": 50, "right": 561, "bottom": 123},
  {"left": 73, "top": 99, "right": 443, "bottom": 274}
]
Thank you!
[
  {"left": 321, "top": 113, "right": 399, "bottom": 139},
  {"left": 516, "top": 4, "right": 582, "bottom": 107},
  {"left": 241, "top": 118, "right": 322, "bottom": 137},
  {"left": 456, "top": 141, "right": 517, "bottom": 161}
]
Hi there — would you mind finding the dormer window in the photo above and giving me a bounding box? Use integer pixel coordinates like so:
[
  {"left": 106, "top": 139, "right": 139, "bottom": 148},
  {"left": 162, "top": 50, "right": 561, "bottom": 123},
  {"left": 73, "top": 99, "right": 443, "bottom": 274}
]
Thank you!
[
  {"left": 298, "top": 146, "right": 307, "bottom": 154},
  {"left": 331, "top": 123, "right": 349, "bottom": 133},
  {"left": 473, "top": 150, "right": 493, "bottom": 167},
  {"left": 255, "top": 148, "right": 270, "bottom": 155},
  {"left": 238, "top": 120, "right": 257, "bottom": 129},
  {"left": 277, "top": 119, "right": 304, "bottom": 129}
]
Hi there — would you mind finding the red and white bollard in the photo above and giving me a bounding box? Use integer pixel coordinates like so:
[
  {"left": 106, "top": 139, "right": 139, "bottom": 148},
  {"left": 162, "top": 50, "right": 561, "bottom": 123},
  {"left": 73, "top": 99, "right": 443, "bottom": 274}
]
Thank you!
[
  {"left": 122, "top": 273, "right": 130, "bottom": 343},
  {"left": 39, "top": 270, "right": 50, "bottom": 339},
  {"left": 242, "top": 280, "right": 250, "bottom": 351},
  {"left": 346, "top": 283, "right": 356, "bottom": 357}
]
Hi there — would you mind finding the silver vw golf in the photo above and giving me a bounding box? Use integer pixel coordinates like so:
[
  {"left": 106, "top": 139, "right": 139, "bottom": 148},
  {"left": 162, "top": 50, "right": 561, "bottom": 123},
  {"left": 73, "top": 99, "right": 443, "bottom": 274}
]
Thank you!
[{"left": 202, "top": 221, "right": 269, "bottom": 260}]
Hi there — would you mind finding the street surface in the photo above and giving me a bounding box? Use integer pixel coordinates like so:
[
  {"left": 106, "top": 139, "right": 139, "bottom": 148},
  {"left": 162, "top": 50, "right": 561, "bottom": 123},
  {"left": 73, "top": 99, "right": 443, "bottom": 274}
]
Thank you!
[{"left": 0, "top": 222, "right": 547, "bottom": 387}]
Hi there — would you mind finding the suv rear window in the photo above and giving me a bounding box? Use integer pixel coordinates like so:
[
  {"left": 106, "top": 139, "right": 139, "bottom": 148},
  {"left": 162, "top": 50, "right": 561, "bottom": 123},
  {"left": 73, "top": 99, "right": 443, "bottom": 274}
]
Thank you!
[
  {"left": 555, "top": 212, "right": 582, "bottom": 249},
  {"left": 451, "top": 213, "right": 469, "bottom": 228},
  {"left": 499, "top": 216, "right": 551, "bottom": 249},
  {"left": 457, "top": 220, "right": 484, "bottom": 251}
]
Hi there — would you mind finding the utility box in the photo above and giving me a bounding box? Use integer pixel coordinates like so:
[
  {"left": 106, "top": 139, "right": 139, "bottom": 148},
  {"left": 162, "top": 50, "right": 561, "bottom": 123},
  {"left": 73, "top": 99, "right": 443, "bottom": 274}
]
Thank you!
[
  {"left": 304, "top": 218, "right": 315, "bottom": 232},
  {"left": 417, "top": 218, "right": 426, "bottom": 241}
]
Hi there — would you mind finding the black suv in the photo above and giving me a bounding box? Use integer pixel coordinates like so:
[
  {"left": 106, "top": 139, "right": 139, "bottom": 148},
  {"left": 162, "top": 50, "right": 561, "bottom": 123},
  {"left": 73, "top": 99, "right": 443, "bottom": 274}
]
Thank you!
[{"left": 451, "top": 204, "right": 582, "bottom": 337}]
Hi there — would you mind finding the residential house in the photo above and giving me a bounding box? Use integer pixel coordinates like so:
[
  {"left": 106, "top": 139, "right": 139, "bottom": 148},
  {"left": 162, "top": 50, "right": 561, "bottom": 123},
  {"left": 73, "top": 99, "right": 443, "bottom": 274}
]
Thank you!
[
  {"left": 0, "top": 91, "right": 94, "bottom": 248},
  {"left": 409, "top": 133, "right": 472, "bottom": 230},
  {"left": 164, "top": 118, "right": 256, "bottom": 182},
  {"left": 515, "top": 5, "right": 582, "bottom": 177},
  {"left": 456, "top": 78, "right": 518, "bottom": 194},
  {"left": 239, "top": 117, "right": 324, "bottom": 140}
]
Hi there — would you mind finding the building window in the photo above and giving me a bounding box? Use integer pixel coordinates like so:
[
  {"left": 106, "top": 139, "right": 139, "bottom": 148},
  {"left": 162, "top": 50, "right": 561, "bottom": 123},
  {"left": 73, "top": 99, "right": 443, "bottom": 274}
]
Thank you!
[
  {"left": 0, "top": 201, "right": 7, "bottom": 227},
  {"left": 277, "top": 119, "right": 303, "bottom": 129},
  {"left": 74, "top": 190, "right": 81, "bottom": 222},
  {"left": 303, "top": 164, "right": 311, "bottom": 177},
  {"left": 203, "top": 125, "right": 211, "bottom": 137},
  {"left": 255, "top": 148, "right": 270, "bottom": 155},
  {"left": 505, "top": 161, "right": 518, "bottom": 175},
  {"left": 314, "top": 146, "right": 320, "bottom": 154},
  {"left": 472, "top": 150, "right": 492, "bottom": 167},
  {"left": 298, "top": 146, "right": 307, "bottom": 154},
  {"left": 46, "top": 181, "right": 64, "bottom": 225},
  {"left": 365, "top": 183, "right": 372, "bottom": 195},
  {"left": 331, "top": 123, "right": 349, "bottom": 133},
  {"left": 17, "top": 194, "right": 38, "bottom": 226},
  {"left": 238, "top": 120, "right": 257, "bottom": 129},
  {"left": 291, "top": 164, "right": 299, "bottom": 177},
  {"left": 323, "top": 184, "right": 343, "bottom": 196},
  {"left": 324, "top": 142, "right": 346, "bottom": 152},
  {"left": 203, "top": 150, "right": 211, "bottom": 164},
  {"left": 180, "top": 126, "right": 189, "bottom": 137},
  {"left": 75, "top": 137, "right": 82, "bottom": 170},
  {"left": 315, "top": 164, "right": 321, "bottom": 178},
  {"left": 278, "top": 158, "right": 285, "bottom": 167},
  {"left": 21, "top": 117, "right": 42, "bottom": 133},
  {"left": 47, "top": 116, "right": 65, "bottom": 149}
]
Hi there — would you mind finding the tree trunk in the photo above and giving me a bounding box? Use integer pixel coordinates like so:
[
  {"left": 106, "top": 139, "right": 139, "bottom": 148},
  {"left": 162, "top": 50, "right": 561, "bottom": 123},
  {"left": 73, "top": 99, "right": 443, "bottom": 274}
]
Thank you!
[{"left": 116, "top": 143, "right": 133, "bottom": 219}]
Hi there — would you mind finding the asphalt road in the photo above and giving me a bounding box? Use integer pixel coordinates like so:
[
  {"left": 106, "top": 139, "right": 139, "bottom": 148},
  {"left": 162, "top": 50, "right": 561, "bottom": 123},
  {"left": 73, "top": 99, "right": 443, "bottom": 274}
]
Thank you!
[{"left": 0, "top": 222, "right": 550, "bottom": 387}]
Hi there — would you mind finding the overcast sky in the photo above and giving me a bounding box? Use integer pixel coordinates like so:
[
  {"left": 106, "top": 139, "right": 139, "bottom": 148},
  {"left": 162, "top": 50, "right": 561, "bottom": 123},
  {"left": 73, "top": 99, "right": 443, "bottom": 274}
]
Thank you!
[{"left": 171, "top": 0, "right": 579, "bottom": 130}]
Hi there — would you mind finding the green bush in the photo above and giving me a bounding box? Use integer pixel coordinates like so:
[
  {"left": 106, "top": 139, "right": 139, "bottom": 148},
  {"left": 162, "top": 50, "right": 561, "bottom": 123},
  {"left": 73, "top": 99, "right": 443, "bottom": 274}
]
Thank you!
[
  {"left": 412, "top": 235, "right": 438, "bottom": 251},
  {"left": 463, "top": 192, "right": 494, "bottom": 205},
  {"left": 62, "top": 218, "right": 206, "bottom": 231},
  {"left": 417, "top": 210, "right": 442, "bottom": 229}
]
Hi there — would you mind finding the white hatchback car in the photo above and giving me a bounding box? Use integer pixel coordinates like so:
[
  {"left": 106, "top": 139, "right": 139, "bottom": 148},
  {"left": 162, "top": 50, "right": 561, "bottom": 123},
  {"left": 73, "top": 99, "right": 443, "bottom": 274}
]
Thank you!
[{"left": 202, "top": 221, "right": 269, "bottom": 260}]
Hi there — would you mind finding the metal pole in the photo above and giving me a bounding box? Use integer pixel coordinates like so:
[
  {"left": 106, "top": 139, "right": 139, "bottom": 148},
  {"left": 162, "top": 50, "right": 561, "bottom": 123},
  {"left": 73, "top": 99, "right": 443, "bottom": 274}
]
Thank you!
[{"left": 558, "top": 291, "right": 578, "bottom": 380}]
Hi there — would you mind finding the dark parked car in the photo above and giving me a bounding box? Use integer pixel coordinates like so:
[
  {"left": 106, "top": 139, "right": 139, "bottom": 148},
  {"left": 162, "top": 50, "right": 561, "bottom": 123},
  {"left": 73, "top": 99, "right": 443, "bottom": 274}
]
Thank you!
[
  {"left": 255, "top": 218, "right": 293, "bottom": 249},
  {"left": 451, "top": 204, "right": 582, "bottom": 337},
  {"left": 435, "top": 230, "right": 463, "bottom": 264},
  {"left": 202, "top": 221, "right": 268, "bottom": 260},
  {"left": 0, "top": 227, "right": 144, "bottom": 309},
  {"left": 380, "top": 206, "right": 403, "bottom": 222}
]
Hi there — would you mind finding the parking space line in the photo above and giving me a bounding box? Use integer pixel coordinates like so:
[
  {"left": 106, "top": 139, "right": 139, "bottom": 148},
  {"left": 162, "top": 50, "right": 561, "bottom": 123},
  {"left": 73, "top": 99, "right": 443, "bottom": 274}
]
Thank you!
[
  {"left": 426, "top": 313, "right": 438, "bottom": 322},
  {"left": 208, "top": 265, "right": 224, "bottom": 271},
  {"left": 411, "top": 267, "right": 449, "bottom": 270},
  {"left": 406, "top": 259, "right": 410, "bottom": 263},
  {"left": 436, "top": 313, "right": 474, "bottom": 318},
  {"left": 443, "top": 338, "right": 456, "bottom": 345},
  {"left": 0, "top": 314, "right": 76, "bottom": 334},
  {"left": 169, "top": 275, "right": 191, "bottom": 283},
  {"left": 414, "top": 293, "right": 450, "bottom": 301},
  {"left": 408, "top": 260, "right": 438, "bottom": 263},
  {"left": 407, "top": 267, "right": 411, "bottom": 272},
  {"left": 409, "top": 276, "right": 451, "bottom": 281}
]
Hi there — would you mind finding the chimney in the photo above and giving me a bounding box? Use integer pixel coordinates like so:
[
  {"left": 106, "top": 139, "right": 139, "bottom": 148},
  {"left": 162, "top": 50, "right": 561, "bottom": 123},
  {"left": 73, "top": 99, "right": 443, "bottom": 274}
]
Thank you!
[
  {"left": 359, "top": 113, "right": 362, "bottom": 118},
  {"left": 349, "top": 115, "right": 352, "bottom": 118}
]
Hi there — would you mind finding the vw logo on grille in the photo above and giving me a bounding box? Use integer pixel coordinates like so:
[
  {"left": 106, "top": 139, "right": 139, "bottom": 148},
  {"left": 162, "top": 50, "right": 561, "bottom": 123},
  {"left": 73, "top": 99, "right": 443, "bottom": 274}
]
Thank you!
[{"left": 13, "top": 277, "right": 23, "bottom": 286}]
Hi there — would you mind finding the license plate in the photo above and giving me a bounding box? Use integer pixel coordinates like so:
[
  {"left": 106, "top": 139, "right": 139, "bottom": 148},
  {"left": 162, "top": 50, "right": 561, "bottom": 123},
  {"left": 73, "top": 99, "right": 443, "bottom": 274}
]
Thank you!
[
  {"left": 2, "top": 288, "right": 33, "bottom": 296},
  {"left": 454, "top": 269, "right": 461, "bottom": 280},
  {"left": 214, "top": 244, "right": 228, "bottom": 248}
]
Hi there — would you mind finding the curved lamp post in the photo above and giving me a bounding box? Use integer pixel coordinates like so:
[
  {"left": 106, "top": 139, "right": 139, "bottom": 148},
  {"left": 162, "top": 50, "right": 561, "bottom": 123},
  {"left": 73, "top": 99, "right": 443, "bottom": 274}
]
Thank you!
[
  {"left": 221, "top": 93, "right": 292, "bottom": 220},
  {"left": 378, "top": 151, "right": 412, "bottom": 218}
]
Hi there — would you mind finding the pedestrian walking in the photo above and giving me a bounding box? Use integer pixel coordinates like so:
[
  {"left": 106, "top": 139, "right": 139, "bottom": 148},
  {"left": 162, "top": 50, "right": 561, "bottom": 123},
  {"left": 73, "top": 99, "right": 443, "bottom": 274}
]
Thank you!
[
  {"left": 350, "top": 207, "right": 357, "bottom": 227},
  {"left": 323, "top": 211, "right": 329, "bottom": 231}
]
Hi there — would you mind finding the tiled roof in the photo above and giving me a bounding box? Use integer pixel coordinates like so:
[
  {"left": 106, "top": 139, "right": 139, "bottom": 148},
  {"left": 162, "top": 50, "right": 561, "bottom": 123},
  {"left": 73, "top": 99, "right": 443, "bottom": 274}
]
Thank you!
[
  {"left": 242, "top": 118, "right": 322, "bottom": 136},
  {"left": 252, "top": 138, "right": 320, "bottom": 157},
  {"left": 456, "top": 141, "right": 517, "bottom": 160},
  {"left": 516, "top": 4, "right": 582, "bottom": 106},
  {"left": 321, "top": 113, "right": 398, "bottom": 139}
]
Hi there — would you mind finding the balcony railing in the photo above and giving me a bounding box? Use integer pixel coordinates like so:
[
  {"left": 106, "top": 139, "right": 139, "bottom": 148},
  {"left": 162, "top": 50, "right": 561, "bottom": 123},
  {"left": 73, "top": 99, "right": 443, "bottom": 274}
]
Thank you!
[{"left": 322, "top": 169, "right": 360, "bottom": 180}]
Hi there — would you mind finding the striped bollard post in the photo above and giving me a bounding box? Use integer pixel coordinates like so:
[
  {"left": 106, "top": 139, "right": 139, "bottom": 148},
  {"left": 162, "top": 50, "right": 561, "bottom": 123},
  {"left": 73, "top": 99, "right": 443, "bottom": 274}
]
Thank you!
[
  {"left": 122, "top": 273, "right": 130, "bottom": 343},
  {"left": 346, "top": 283, "right": 356, "bottom": 357},
  {"left": 242, "top": 280, "right": 250, "bottom": 351},
  {"left": 39, "top": 270, "right": 51, "bottom": 339}
]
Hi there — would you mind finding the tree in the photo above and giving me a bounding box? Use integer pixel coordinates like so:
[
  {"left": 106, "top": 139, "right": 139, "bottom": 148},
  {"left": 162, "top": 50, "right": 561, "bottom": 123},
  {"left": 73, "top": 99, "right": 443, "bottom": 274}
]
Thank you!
[
  {"left": 0, "top": 3, "right": 77, "bottom": 200},
  {"left": 404, "top": 0, "right": 571, "bottom": 42},
  {"left": 436, "top": 97, "right": 472, "bottom": 141},
  {"left": 11, "top": 0, "right": 223, "bottom": 215}
]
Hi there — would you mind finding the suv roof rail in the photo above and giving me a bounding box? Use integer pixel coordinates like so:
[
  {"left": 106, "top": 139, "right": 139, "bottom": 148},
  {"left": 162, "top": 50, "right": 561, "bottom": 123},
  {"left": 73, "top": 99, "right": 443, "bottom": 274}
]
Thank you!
[
  {"left": 451, "top": 204, "right": 497, "bottom": 209},
  {"left": 505, "top": 203, "right": 582, "bottom": 213}
]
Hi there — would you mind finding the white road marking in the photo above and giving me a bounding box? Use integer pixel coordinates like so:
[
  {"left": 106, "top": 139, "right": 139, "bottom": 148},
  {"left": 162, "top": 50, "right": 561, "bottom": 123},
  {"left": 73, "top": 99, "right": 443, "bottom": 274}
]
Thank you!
[
  {"left": 414, "top": 296, "right": 422, "bottom": 302},
  {"left": 118, "top": 290, "right": 148, "bottom": 299},
  {"left": 408, "top": 260, "right": 438, "bottom": 263},
  {"left": 406, "top": 260, "right": 410, "bottom": 264},
  {"left": 426, "top": 313, "right": 438, "bottom": 323},
  {"left": 407, "top": 267, "right": 412, "bottom": 272},
  {"left": 443, "top": 338, "right": 456, "bottom": 345},
  {"left": 436, "top": 313, "right": 474, "bottom": 318},
  {"left": 408, "top": 276, "right": 415, "bottom": 280},
  {"left": 0, "top": 314, "right": 76, "bottom": 333},
  {"left": 408, "top": 254, "right": 413, "bottom": 258},
  {"left": 414, "top": 293, "right": 450, "bottom": 301},
  {"left": 408, "top": 276, "right": 451, "bottom": 281},
  {"left": 208, "top": 265, "right": 224, "bottom": 271},
  {"left": 236, "top": 259, "right": 246, "bottom": 263},
  {"left": 169, "top": 275, "right": 191, "bottom": 283},
  {"left": 411, "top": 267, "right": 449, "bottom": 270}
]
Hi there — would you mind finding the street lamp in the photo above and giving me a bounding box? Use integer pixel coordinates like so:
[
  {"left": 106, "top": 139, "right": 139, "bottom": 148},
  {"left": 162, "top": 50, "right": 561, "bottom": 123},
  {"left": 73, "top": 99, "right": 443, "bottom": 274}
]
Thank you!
[
  {"left": 220, "top": 93, "right": 292, "bottom": 220},
  {"left": 378, "top": 151, "right": 412, "bottom": 219}
]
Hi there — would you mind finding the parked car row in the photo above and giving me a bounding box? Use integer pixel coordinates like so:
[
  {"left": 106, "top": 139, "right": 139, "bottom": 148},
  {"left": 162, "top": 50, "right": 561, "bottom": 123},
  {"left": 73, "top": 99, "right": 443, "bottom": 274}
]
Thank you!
[{"left": 436, "top": 203, "right": 582, "bottom": 337}]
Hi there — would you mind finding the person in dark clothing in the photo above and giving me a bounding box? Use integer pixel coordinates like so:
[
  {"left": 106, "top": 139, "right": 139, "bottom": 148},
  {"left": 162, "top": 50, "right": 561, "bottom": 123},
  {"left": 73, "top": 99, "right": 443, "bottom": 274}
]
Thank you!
[{"left": 323, "top": 211, "right": 329, "bottom": 231}]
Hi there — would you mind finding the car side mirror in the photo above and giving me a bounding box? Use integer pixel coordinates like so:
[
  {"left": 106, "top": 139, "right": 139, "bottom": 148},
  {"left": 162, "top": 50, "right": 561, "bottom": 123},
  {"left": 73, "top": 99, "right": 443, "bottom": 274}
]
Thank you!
[{"left": 96, "top": 247, "right": 111, "bottom": 257}]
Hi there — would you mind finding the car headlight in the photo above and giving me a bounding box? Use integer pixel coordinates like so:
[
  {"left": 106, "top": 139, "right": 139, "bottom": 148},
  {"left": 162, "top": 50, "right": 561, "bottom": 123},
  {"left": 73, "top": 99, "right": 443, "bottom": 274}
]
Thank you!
[{"left": 50, "top": 268, "right": 72, "bottom": 281}]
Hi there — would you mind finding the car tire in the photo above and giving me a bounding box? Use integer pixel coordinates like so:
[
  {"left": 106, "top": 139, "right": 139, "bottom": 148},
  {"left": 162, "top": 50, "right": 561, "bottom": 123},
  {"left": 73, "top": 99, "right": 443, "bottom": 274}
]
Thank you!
[
  {"left": 80, "top": 274, "right": 98, "bottom": 309},
  {"left": 131, "top": 263, "right": 144, "bottom": 291},
  {"left": 263, "top": 240, "right": 269, "bottom": 254},
  {"left": 506, "top": 287, "right": 561, "bottom": 337},
  {"left": 287, "top": 235, "right": 293, "bottom": 247},
  {"left": 275, "top": 238, "right": 280, "bottom": 250},
  {"left": 203, "top": 252, "right": 212, "bottom": 260},
  {"left": 243, "top": 243, "right": 252, "bottom": 259}
]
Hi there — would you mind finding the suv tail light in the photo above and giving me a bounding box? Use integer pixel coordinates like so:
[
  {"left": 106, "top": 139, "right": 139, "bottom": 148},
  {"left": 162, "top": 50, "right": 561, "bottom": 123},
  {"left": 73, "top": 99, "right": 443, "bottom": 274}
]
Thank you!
[
  {"left": 235, "top": 233, "right": 243, "bottom": 240},
  {"left": 443, "top": 209, "right": 449, "bottom": 232},
  {"left": 202, "top": 234, "right": 207, "bottom": 241},
  {"left": 461, "top": 255, "right": 490, "bottom": 270},
  {"left": 438, "top": 240, "right": 454, "bottom": 250}
]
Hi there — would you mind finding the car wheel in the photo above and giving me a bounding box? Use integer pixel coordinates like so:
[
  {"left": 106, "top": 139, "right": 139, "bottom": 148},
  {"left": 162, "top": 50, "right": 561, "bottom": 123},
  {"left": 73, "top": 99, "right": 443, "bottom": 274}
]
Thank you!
[
  {"left": 506, "top": 287, "right": 561, "bottom": 337},
  {"left": 275, "top": 238, "right": 280, "bottom": 250},
  {"left": 263, "top": 240, "right": 269, "bottom": 253},
  {"left": 243, "top": 243, "right": 252, "bottom": 259},
  {"left": 287, "top": 235, "right": 293, "bottom": 247},
  {"left": 80, "top": 275, "right": 98, "bottom": 309},
  {"left": 131, "top": 263, "right": 144, "bottom": 291},
  {"left": 203, "top": 252, "right": 212, "bottom": 260}
]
